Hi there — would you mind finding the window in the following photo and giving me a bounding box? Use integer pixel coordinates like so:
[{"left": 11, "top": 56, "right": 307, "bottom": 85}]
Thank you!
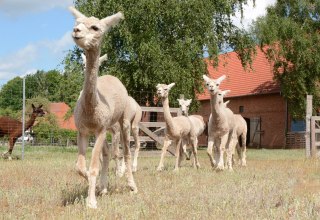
[{"left": 239, "top": 106, "right": 244, "bottom": 113}]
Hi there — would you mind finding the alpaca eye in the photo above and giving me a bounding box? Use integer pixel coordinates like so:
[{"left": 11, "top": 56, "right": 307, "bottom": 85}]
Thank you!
[
  {"left": 206, "top": 83, "right": 209, "bottom": 86},
  {"left": 164, "top": 89, "right": 168, "bottom": 91},
  {"left": 216, "top": 84, "right": 219, "bottom": 86},
  {"left": 91, "top": 25, "right": 99, "bottom": 31},
  {"left": 218, "top": 94, "right": 222, "bottom": 96}
]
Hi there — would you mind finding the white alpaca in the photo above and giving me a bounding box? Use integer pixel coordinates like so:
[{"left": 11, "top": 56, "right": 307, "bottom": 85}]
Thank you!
[
  {"left": 81, "top": 54, "right": 142, "bottom": 174},
  {"left": 219, "top": 93, "right": 247, "bottom": 167},
  {"left": 156, "top": 83, "right": 200, "bottom": 171},
  {"left": 177, "top": 98, "right": 206, "bottom": 165},
  {"left": 69, "top": 6, "right": 137, "bottom": 209},
  {"left": 203, "top": 75, "right": 238, "bottom": 171}
]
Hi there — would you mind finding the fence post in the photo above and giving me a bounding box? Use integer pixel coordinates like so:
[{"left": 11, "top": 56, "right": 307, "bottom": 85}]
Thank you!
[{"left": 305, "top": 95, "right": 312, "bottom": 158}]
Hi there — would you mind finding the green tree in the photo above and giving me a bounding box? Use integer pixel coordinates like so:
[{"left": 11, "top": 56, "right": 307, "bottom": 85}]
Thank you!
[
  {"left": 0, "top": 77, "right": 23, "bottom": 111},
  {"left": 252, "top": 0, "right": 320, "bottom": 118},
  {"left": 69, "top": 0, "right": 256, "bottom": 110}
]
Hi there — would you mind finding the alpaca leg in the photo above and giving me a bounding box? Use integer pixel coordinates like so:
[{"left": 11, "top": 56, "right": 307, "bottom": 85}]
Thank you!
[
  {"left": 226, "top": 134, "right": 237, "bottom": 171},
  {"left": 157, "top": 136, "right": 171, "bottom": 171},
  {"left": 216, "top": 135, "right": 228, "bottom": 171},
  {"left": 99, "top": 141, "right": 110, "bottom": 195},
  {"left": 240, "top": 134, "right": 247, "bottom": 167},
  {"left": 121, "top": 119, "right": 137, "bottom": 193},
  {"left": 191, "top": 137, "right": 200, "bottom": 169},
  {"left": 207, "top": 136, "right": 216, "bottom": 168},
  {"left": 182, "top": 139, "right": 190, "bottom": 160},
  {"left": 87, "top": 130, "right": 107, "bottom": 209},
  {"left": 173, "top": 139, "right": 182, "bottom": 172},
  {"left": 132, "top": 124, "right": 140, "bottom": 173},
  {"left": 112, "top": 130, "right": 124, "bottom": 177},
  {"left": 76, "top": 132, "right": 89, "bottom": 180}
]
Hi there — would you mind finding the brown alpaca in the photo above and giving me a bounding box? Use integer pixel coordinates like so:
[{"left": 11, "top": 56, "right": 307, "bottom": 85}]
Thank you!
[{"left": 0, "top": 104, "right": 45, "bottom": 157}]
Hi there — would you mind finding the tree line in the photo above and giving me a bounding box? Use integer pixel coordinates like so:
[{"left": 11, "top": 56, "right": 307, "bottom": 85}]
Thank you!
[{"left": 0, "top": 0, "right": 319, "bottom": 121}]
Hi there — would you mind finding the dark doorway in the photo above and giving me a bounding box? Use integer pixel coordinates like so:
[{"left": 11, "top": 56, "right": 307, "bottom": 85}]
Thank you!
[{"left": 244, "top": 117, "right": 250, "bottom": 146}]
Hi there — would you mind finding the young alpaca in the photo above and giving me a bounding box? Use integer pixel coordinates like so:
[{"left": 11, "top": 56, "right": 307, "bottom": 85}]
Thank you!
[
  {"left": 1, "top": 104, "right": 45, "bottom": 158},
  {"left": 203, "top": 75, "right": 238, "bottom": 171},
  {"left": 69, "top": 7, "right": 137, "bottom": 208},
  {"left": 113, "top": 96, "right": 142, "bottom": 175},
  {"left": 219, "top": 93, "right": 247, "bottom": 167},
  {"left": 156, "top": 83, "right": 200, "bottom": 171},
  {"left": 82, "top": 53, "right": 142, "bottom": 174},
  {"left": 177, "top": 98, "right": 206, "bottom": 164}
]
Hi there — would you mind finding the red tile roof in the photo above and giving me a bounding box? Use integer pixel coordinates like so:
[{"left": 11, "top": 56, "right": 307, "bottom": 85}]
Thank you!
[
  {"left": 198, "top": 47, "right": 280, "bottom": 100},
  {"left": 49, "top": 102, "right": 77, "bottom": 131}
]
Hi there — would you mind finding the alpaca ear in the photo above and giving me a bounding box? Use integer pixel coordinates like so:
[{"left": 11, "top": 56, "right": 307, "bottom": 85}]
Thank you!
[
  {"left": 224, "top": 100, "right": 230, "bottom": 106},
  {"left": 217, "top": 75, "right": 226, "bottom": 84},
  {"left": 32, "top": 104, "right": 35, "bottom": 109},
  {"left": 38, "top": 105, "right": 43, "bottom": 108},
  {"left": 156, "top": 84, "right": 161, "bottom": 89},
  {"left": 101, "top": 12, "right": 124, "bottom": 30},
  {"left": 203, "top": 75, "right": 210, "bottom": 82},
  {"left": 69, "top": 6, "right": 86, "bottom": 19},
  {"left": 187, "top": 99, "right": 192, "bottom": 104},
  {"left": 168, "top": 83, "right": 175, "bottom": 89},
  {"left": 99, "top": 54, "right": 108, "bottom": 65},
  {"left": 222, "top": 90, "right": 231, "bottom": 96}
]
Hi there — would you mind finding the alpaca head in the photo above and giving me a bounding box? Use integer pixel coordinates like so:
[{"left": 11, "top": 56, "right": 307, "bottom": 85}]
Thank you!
[
  {"left": 216, "top": 90, "right": 231, "bottom": 105},
  {"left": 203, "top": 74, "right": 226, "bottom": 95},
  {"left": 31, "top": 104, "right": 45, "bottom": 117},
  {"left": 177, "top": 98, "right": 192, "bottom": 116},
  {"left": 69, "top": 6, "right": 124, "bottom": 50},
  {"left": 156, "top": 83, "right": 175, "bottom": 98}
]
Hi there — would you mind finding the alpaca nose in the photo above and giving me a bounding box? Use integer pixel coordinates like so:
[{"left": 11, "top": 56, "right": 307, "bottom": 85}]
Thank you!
[{"left": 73, "top": 27, "right": 80, "bottom": 32}]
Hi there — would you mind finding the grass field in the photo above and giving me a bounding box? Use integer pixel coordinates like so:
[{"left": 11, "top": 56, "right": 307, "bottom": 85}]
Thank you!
[{"left": 1, "top": 145, "right": 320, "bottom": 219}]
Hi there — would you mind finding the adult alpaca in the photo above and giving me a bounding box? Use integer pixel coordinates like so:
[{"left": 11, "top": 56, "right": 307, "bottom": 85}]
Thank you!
[
  {"left": 203, "top": 75, "right": 238, "bottom": 171},
  {"left": 81, "top": 54, "right": 142, "bottom": 174},
  {"left": 0, "top": 104, "right": 45, "bottom": 158},
  {"left": 156, "top": 83, "right": 200, "bottom": 171},
  {"left": 69, "top": 7, "right": 137, "bottom": 208}
]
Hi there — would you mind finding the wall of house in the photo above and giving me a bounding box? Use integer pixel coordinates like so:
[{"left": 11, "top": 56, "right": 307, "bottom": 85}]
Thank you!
[{"left": 196, "top": 93, "right": 287, "bottom": 149}]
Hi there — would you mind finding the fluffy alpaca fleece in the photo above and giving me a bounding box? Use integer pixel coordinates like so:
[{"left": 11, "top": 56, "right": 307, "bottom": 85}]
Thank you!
[
  {"left": 177, "top": 98, "right": 206, "bottom": 165},
  {"left": 81, "top": 54, "right": 142, "bottom": 174},
  {"left": 156, "top": 83, "right": 200, "bottom": 171},
  {"left": 69, "top": 6, "right": 136, "bottom": 209},
  {"left": 203, "top": 75, "right": 239, "bottom": 171}
]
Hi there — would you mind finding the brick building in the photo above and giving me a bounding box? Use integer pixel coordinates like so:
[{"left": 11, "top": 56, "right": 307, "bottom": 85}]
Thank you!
[
  {"left": 196, "top": 48, "right": 291, "bottom": 148},
  {"left": 49, "top": 102, "right": 77, "bottom": 131}
]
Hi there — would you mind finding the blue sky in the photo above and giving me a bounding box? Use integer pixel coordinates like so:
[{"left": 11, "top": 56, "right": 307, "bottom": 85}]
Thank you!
[
  {"left": 0, "top": 0, "right": 276, "bottom": 85},
  {"left": 0, "top": 0, "right": 74, "bottom": 85}
]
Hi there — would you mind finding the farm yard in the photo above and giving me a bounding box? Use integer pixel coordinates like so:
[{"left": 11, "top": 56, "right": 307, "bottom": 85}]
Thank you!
[{"left": 1, "top": 146, "right": 320, "bottom": 219}]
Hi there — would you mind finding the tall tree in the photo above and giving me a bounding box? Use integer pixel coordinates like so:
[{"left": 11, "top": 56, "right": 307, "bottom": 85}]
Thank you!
[
  {"left": 252, "top": 0, "right": 320, "bottom": 119},
  {"left": 70, "top": 0, "right": 256, "bottom": 109}
]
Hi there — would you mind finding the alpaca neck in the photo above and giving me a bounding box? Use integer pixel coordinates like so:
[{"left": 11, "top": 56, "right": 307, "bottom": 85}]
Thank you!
[
  {"left": 162, "top": 97, "right": 175, "bottom": 133},
  {"left": 210, "top": 94, "right": 223, "bottom": 118},
  {"left": 82, "top": 49, "right": 101, "bottom": 110},
  {"left": 25, "top": 115, "right": 37, "bottom": 130}
]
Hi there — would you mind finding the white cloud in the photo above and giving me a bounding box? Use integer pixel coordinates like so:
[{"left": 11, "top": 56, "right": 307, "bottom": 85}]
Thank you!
[
  {"left": 232, "top": 0, "right": 277, "bottom": 29},
  {"left": 0, "top": 0, "right": 73, "bottom": 18},
  {"left": 0, "top": 31, "right": 73, "bottom": 81}
]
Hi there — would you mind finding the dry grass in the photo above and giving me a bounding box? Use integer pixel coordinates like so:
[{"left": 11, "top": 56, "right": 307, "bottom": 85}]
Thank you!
[{"left": 1, "top": 145, "right": 320, "bottom": 219}]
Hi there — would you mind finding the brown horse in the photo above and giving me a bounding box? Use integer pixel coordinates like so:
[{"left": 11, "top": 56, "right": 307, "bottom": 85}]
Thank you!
[{"left": 0, "top": 104, "right": 45, "bottom": 157}]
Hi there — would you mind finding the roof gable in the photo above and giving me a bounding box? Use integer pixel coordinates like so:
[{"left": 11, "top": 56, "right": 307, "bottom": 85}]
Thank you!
[{"left": 198, "top": 47, "right": 280, "bottom": 100}]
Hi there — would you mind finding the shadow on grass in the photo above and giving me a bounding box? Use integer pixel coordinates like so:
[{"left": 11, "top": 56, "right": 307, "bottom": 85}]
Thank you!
[{"left": 61, "top": 183, "right": 88, "bottom": 206}]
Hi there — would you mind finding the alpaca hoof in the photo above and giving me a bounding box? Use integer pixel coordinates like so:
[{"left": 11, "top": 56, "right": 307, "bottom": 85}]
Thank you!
[
  {"left": 132, "top": 166, "right": 137, "bottom": 173},
  {"left": 196, "top": 163, "right": 201, "bottom": 169},
  {"left": 129, "top": 185, "right": 138, "bottom": 194},
  {"left": 99, "top": 188, "right": 108, "bottom": 196},
  {"left": 116, "top": 170, "right": 124, "bottom": 178},
  {"left": 173, "top": 168, "right": 179, "bottom": 173},
  {"left": 215, "top": 164, "right": 224, "bottom": 171},
  {"left": 157, "top": 166, "right": 164, "bottom": 171},
  {"left": 86, "top": 198, "right": 97, "bottom": 209}
]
